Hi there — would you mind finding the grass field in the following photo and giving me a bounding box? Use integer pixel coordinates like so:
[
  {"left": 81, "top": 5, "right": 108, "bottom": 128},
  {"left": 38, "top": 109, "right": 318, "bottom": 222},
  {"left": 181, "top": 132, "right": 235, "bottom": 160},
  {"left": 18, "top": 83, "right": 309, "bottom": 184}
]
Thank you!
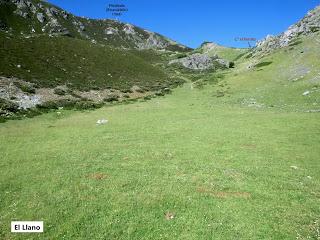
[
  {"left": 1, "top": 26, "right": 320, "bottom": 239},
  {"left": 1, "top": 76, "right": 320, "bottom": 239}
]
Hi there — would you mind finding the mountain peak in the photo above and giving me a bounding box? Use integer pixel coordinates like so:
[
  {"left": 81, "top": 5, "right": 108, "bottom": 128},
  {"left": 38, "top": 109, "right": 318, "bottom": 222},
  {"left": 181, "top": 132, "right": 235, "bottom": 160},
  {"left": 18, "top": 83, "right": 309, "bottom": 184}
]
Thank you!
[
  {"left": 0, "top": 0, "right": 191, "bottom": 51},
  {"left": 254, "top": 5, "right": 320, "bottom": 56}
]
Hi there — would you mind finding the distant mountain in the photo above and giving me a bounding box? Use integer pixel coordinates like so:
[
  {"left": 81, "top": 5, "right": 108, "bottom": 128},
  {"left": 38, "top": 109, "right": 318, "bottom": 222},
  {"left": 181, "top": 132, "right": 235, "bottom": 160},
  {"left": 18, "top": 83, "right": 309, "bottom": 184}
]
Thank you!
[
  {"left": 197, "top": 42, "right": 248, "bottom": 62},
  {"left": 0, "top": 0, "right": 191, "bottom": 51}
]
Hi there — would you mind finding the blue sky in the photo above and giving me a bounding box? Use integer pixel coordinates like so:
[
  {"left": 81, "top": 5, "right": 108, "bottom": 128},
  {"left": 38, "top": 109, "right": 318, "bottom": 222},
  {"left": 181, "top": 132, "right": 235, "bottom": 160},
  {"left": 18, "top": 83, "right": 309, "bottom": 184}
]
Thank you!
[{"left": 47, "top": 0, "right": 319, "bottom": 48}]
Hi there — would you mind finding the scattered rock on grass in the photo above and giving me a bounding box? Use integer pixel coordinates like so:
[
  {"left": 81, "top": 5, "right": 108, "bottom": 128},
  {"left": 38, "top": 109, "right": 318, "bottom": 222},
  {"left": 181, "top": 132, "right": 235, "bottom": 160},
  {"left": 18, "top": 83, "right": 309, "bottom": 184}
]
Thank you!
[
  {"left": 302, "top": 91, "right": 310, "bottom": 96},
  {"left": 165, "top": 212, "right": 175, "bottom": 220},
  {"left": 96, "top": 119, "right": 108, "bottom": 125}
]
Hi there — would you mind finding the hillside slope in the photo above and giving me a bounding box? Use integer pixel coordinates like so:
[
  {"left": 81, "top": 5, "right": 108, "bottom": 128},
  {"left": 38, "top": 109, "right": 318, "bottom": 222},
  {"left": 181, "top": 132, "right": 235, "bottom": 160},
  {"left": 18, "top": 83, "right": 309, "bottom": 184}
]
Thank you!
[
  {"left": 0, "top": 33, "right": 172, "bottom": 91},
  {"left": 0, "top": 0, "right": 191, "bottom": 51},
  {"left": 0, "top": 0, "right": 191, "bottom": 119},
  {"left": 197, "top": 42, "right": 248, "bottom": 62}
]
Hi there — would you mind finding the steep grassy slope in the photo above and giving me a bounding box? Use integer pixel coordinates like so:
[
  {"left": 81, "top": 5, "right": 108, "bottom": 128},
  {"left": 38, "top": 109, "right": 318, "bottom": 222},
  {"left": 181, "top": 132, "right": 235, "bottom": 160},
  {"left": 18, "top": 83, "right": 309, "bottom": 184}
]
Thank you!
[
  {"left": 218, "top": 32, "right": 320, "bottom": 111},
  {"left": 0, "top": 32, "right": 175, "bottom": 91}
]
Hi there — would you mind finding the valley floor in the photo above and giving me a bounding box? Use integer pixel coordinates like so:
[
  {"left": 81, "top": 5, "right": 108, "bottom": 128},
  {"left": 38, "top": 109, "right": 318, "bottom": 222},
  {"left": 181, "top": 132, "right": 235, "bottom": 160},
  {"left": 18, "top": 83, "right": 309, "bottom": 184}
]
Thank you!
[{"left": 0, "top": 81, "right": 319, "bottom": 239}]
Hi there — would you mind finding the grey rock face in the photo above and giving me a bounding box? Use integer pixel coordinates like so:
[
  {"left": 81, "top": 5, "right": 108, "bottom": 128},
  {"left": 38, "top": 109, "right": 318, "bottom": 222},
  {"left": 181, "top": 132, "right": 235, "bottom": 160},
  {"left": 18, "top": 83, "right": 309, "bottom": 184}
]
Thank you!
[
  {"left": 123, "top": 24, "right": 135, "bottom": 35},
  {"left": 61, "top": 11, "right": 69, "bottom": 20},
  {"left": 0, "top": 77, "right": 42, "bottom": 109},
  {"left": 14, "top": 0, "right": 28, "bottom": 9},
  {"left": 169, "top": 53, "right": 219, "bottom": 70},
  {"left": 137, "top": 32, "right": 168, "bottom": 49},
  {"left": 105, "top": 27, "right": 118, "bottom": 35},
  {"left": 49, "top": 7, "right": 59, "bottom": 16},
  {"left": 254, "top": 5, "right": 320, "bottom": 56},
  {"left": 36, "top": 12, "right": 45, "bottom": 23},
  {"left": 214, "top": 58, "right": 230, "bottom": 68},
  {"left": 16, "top": 94, "right": 41, "bottom": 109}
]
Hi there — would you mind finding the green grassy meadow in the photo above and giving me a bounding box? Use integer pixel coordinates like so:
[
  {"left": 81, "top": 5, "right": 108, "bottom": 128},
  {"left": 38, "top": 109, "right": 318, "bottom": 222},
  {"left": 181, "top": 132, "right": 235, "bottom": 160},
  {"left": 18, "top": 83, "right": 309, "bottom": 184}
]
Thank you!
[
  {"left": 1, "top": 27, "right": 320, "bottom": 239},
  {"left": 1, "top": 75, "right": 320, "bottom": 239}
]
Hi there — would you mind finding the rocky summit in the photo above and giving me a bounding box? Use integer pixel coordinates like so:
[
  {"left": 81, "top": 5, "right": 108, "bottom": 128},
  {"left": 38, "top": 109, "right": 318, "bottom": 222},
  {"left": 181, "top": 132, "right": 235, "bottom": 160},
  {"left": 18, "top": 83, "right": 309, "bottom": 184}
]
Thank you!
[
  {"left": 254, "top": 5, "right": 320, "bottom": 56},
  {"left": 0, "top": 0, "right": 190, "bottom": 51}
]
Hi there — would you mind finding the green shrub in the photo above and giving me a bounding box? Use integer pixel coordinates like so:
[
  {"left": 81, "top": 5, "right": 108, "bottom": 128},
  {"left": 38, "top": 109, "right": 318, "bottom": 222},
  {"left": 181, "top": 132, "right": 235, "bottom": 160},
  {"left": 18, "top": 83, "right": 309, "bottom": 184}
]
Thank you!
[
  {"left": 144, "top": 95, "right": 152, "bottom": 100},
  {"left": 155, "top": 91, "right": 165, "bottom": 96},
  {"left": 38, "top": 99, "right": 76, "bottom": 110},
  {"left": 103, "top": 94, "right": 119, "bottom": 102},
  {"left": 75, "top": 101, "right": 103, "bottom": 110},
  {"left": 0, "top": 99, "right": 19, "bottom": 113},
  {"left": 310, "top": 26, "right": 320, "bottom": 32},
  {"left": 245, "top": 53, "right": 253, "bottom": 59},
  {"left": 289, "top": 40, "right": 303, "bottom": 47},
  {"left": 54, "top": 88, "right": 66, "bottom": 95},
  {"left": 175, "top": 53, "right": 188, "bottom": 59},
  {"left": 122, "top": 89, "right": 133, "bottom": 93},
  {"left": 254, "top": 61, "right": 272, "bottom": 68},
  {"left": 13, "top": 81, "right": 35, "bottom": 94}
]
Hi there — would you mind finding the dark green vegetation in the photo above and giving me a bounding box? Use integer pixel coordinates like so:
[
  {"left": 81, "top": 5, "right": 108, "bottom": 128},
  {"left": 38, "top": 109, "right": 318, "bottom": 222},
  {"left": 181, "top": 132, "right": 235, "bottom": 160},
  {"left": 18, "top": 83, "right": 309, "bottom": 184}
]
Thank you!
[
  {"left": 13, "top": 80, "right": 36, "bottom": 93},
  {"left": 0, "top": 33, "right": 176, "bottom": 91},
  {"left": 253, "top": 61, "right": 273, "bottom": 68},
  {"left": 0, "top": 97, "right": 105, "bottom": 123}
]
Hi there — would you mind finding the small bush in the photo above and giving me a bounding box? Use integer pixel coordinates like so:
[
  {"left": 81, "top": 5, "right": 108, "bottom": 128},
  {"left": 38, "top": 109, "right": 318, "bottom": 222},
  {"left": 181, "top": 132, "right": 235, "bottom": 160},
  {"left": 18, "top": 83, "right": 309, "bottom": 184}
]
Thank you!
[
  {"left": 310, "top": 26, "right": 320, "bottom": 32},
  {"left": 289, "top": 40, "right": 303, "bottom": 47},
  {"left": 0, "top": 99, "right": 19, "bottom": 113},
  {"left": 144, "top": 95, "right": 152, "bottom": 100},
  {"left": 175, "top": 53, "right": 188, "bottom": 59},
  {"left": 245, "top": 53, "right": 253, "bottom": 59},
  {"left": 122, "top": 89, "right": 133, "bottom": 93},
  {"left": 104, "top": 94, "right": 119, "bottom": 102},
  {"left": 75, "top": 101, "right": 103, "bottom": 110},
  {"left": 14, "top": 81, "right": 35, "bottom": 94},
  {"left": 38, "top": 99, "right": 76, "bottom": 110},
  {"left": 54, "top": 88, "right": 66, "bottom": 95},
  {"left": 229, "top": 62, "right": 235, "bottom": 68},
  {"left": 216, "top": 91, "right": 225, "bottom": 97},
  {"left": 254, "top": 61, "right": 272, "bottom": 68}
]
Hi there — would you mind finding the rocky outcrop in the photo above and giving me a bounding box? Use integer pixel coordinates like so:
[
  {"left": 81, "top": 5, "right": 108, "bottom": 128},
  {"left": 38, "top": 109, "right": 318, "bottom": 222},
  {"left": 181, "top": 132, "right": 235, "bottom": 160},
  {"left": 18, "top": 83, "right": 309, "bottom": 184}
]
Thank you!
[
  {"left": 254, "top": 5, "right": 320, "bottom": 56},
  {"left": 36, "top": 12, "right": 45, "bottom": 23},
  {"left": 137, "top": 32, "right": 169, "bottom": 49},
  {"left": 169, "top": 53, "right": 229, "bottom": 70}
]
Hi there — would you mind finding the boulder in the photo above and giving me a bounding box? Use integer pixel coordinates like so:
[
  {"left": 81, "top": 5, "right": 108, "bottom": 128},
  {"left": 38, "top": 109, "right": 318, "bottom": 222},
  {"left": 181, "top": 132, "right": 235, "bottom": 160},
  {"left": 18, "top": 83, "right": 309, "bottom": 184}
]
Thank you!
[
  {"left": 169, "top": 53, "right": 227, "bottom": 70},
  {"left": 36, "top": 12, "right": 45, "bottom": 23}
]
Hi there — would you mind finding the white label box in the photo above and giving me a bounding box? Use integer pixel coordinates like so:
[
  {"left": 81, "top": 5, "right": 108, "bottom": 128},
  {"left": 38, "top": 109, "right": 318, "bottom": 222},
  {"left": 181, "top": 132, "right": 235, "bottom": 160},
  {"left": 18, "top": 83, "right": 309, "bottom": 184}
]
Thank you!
[{"left": 11, "top": 221, "right": 43, "bottom": 233}]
